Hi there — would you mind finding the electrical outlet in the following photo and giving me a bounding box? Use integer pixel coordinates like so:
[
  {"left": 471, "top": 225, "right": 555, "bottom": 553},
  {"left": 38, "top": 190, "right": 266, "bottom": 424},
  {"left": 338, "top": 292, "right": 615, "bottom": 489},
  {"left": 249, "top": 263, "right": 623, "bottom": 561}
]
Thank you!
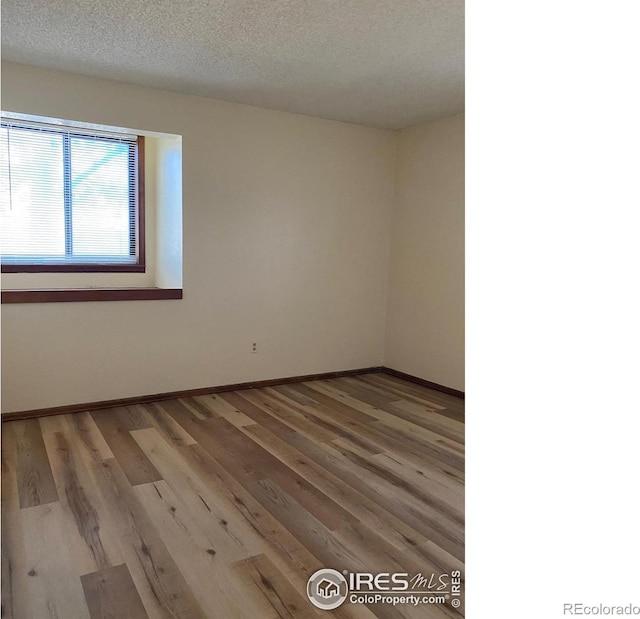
[{"left": 251, "top": 342, "right": 258, "bottom": 353}]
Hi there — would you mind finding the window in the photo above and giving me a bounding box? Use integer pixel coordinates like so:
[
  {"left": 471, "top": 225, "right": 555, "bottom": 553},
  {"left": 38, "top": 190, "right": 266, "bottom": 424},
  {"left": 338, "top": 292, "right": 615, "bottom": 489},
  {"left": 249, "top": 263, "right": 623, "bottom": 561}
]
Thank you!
[
  {"left": 1, "top": 118, "right": 144, "bottom": 272},
  {"left": 1, "top": 113, "right": 182, "bottom": 304}
]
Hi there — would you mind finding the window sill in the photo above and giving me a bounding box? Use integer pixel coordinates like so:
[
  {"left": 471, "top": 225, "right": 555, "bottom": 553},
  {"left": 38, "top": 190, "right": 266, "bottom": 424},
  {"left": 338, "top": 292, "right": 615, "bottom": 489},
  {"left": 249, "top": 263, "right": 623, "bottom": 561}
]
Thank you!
[
  {"left": 1, "top": 264, "right": 146, "bottom": 273},
  {"left": 1, "top": 288, "right": 183, "bottom": 304}
]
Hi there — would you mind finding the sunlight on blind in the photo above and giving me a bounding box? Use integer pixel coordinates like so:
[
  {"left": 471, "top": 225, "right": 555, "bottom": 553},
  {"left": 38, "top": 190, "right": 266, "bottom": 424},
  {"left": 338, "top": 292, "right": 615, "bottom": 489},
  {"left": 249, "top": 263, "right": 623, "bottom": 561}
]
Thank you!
[{"left": 0, "top": 120, "right": 138, "bottom": 265}]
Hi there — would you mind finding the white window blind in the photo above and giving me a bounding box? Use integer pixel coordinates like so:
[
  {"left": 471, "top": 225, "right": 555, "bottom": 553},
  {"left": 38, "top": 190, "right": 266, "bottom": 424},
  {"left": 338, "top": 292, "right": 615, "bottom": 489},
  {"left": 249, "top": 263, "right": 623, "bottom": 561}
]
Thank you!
[{"left": 0, "top": 118, "right": 140, "bottom": 267}]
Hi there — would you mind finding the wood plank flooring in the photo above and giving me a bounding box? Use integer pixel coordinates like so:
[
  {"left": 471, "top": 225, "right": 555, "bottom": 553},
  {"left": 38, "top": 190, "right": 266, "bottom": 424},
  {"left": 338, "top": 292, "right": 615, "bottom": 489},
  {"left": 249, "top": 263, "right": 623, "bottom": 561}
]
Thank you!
[{"left": 1, "top": 373, "right": 464, "bottom": 618}]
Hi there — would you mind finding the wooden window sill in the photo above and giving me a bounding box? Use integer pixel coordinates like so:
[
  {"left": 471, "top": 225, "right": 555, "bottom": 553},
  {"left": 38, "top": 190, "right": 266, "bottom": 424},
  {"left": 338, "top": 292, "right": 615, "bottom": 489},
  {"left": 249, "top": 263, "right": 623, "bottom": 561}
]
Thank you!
[
  {"left": 1, "top": 264, "right": 146, "bottom": 273},
  {"left": 1, "top": 288, "right": 183, "bottom": 304}
]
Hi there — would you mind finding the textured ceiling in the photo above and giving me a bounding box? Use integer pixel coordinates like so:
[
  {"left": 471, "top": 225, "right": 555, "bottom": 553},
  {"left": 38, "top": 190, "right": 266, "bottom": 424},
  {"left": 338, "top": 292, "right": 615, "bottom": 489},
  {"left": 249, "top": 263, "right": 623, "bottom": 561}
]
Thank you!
[{"left": 1, "top": 0, "right": 464, "bottom": 130}]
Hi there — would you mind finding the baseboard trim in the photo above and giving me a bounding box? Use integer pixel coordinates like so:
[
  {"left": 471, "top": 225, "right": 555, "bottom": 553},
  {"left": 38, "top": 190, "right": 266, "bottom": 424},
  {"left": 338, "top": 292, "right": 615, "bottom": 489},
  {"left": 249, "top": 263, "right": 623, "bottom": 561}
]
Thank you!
[
  {"left": 1, "top": 365, "right": 464, "bottom": 422},
  {"left": 1, "top": 366, "right": 384, "bottom": 422},
  {"left": 381, "top": 367, "right": 465, "bottom": 399}
]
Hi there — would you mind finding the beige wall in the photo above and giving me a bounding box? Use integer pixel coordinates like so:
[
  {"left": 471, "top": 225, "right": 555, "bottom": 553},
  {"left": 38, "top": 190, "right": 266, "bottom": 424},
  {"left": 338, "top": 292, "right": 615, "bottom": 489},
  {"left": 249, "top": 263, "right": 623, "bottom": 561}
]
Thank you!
[
  {"left": 1, "top": 62, "right": 396, "bottom": 412},
  {"left": 384, "top": 114, "right": 464, "bottom": 391}
]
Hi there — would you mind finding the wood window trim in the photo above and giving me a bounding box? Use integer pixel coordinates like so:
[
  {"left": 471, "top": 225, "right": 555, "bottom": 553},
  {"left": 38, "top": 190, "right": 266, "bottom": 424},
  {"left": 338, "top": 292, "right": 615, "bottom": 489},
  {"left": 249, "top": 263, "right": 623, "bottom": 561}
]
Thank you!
[
  {"left": 137, "top": 135, "right": 146, "bottom": 271},
  {"left": 1, "top": 263, "right": 146, "bottom": 273},
  {"left": 0, "top": 135, "right": 146, "bottom": 273},
  {"left": 1, "top": 288, "right": 182, "bottom": 304}
]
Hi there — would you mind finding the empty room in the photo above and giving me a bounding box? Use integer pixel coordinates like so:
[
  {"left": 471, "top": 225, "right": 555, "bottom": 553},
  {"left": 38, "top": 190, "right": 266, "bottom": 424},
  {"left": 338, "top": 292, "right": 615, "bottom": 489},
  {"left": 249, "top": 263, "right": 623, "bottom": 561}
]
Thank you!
[{"left": 0, "top": 1, "right": 464, "bottom": 618}]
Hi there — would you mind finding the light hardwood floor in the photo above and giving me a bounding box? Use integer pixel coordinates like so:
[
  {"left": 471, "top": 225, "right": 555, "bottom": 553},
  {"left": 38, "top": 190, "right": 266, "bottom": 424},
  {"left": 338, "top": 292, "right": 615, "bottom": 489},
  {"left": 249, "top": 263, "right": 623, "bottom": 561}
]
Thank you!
[{"left": 1, "top": 372, "right": 464, "bottom": 618}]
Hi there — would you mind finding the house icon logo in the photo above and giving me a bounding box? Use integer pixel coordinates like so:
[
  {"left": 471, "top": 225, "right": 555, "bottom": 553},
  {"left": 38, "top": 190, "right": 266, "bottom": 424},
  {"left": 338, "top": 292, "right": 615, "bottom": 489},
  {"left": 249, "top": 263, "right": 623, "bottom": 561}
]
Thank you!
[
  {"left": 317, "top": 578, "right": 339, "bottom": 598},
  {"left": 306, "top": 568, "right": 348, "bottom": 610}
]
